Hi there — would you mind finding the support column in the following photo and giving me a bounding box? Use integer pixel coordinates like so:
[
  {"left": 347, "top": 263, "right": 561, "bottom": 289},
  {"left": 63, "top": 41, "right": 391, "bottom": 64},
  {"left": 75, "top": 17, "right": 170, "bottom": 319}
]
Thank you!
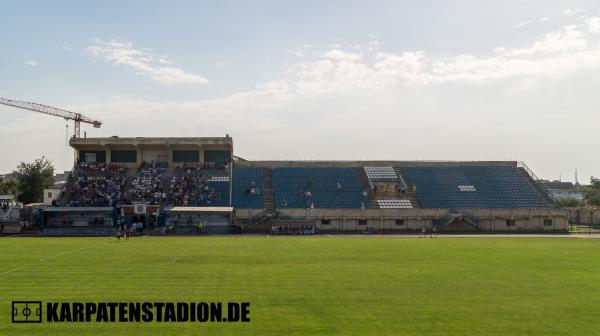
[
  {"left": 104, "top": 146, "right": 111, "bottom": 165},
  {"left": 166, "top": 145, "right": 173, "bottom": 168},
  {"left": 136, "top": 146, "right": 142, "bottom": 168},
  {"left": 199, "top": 145, "right": 205, "bottom": 165}
]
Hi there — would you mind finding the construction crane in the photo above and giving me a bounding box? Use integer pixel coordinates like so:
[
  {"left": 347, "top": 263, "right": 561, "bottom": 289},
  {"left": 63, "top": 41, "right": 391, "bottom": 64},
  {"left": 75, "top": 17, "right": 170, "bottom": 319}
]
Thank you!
[{"left": 0, "top": 97, "right": 102, "bottom": 138}]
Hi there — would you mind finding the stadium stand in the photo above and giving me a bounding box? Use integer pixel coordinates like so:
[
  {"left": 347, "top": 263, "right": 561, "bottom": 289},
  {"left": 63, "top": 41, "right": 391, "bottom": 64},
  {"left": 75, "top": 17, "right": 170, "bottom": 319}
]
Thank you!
[
  {"left": 232, "top": 167, "right": 265, "bottom": 209},
  {"left": 401, "top": 165, "right": 551, "bottom": 209},
  {"left": 66, "top": 162, "right": 128, "bottom": 207},
  {"left": 54, "top": 136, "right": 568, "bottom": 233},
  {"left": 272, "top": 168, "right": 368, "bottom": 209},
  {"left": 168, "top": 167, "right": 228, "bottom": 206}
]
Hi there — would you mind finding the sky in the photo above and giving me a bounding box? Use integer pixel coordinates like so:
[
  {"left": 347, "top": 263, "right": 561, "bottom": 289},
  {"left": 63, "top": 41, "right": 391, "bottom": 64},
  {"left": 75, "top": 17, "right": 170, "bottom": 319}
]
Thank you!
[{"left": 0, "top": 0, "right": 599, "bottom": 183}]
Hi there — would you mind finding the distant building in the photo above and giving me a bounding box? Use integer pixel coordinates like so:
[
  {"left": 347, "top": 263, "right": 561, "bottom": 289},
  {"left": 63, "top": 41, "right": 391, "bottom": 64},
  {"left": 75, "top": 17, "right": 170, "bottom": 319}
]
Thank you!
[
  {"left": 43, "top": 188, "right": 60, "bottom": 206},
  {"left": 542, "top": 180, "right": 583, "bottom": 201},
  {"left": 54, "top": 171, "right": 69, "bottom": 184},
  {"left": 0, "top": 172, "right": 16, "bottom": 181}
]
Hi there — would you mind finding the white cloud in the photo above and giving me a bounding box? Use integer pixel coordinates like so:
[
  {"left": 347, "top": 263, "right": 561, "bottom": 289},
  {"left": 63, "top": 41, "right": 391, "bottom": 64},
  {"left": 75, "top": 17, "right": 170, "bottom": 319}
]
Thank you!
[
  {"left": 539, "top": 17, "right": 550, "bottom": 23},
  {"left": 285, "top": 24, "right": 600, "bottom": 87},
  {"left": 288, "top": 50, "right": 304, "bottom": 57},
  {"left": 24, "top": 59, "right": 38, "bottom": 67},
  {"left": 562, "top": 9, "right": 582, "bottom": 16},
  {"left": 62, "top": 46, "right": 73, "bottom": 51},
  {"left": 70, "top": 22, "right": 600, "bottom": 124},
  {"left": 501, "top": 25, "right": 586, "bottom": 57},
  {"left": 589, "top": 17, "right": 600, "bottom": 33},
  {"left": 514, "top": 21, "right": 531, "bottom": 29},
  {"left": 85, "top": 39, "right": 209, "bottom": 85},
  {"left": 80, "top": 23, "right": 600, "bottom": 103},
  {"left": 323, "top": 49, "right": 363, "bottom": 61},
  {"left": 11, "top": 18, "right": 600, "bottom": 179}
]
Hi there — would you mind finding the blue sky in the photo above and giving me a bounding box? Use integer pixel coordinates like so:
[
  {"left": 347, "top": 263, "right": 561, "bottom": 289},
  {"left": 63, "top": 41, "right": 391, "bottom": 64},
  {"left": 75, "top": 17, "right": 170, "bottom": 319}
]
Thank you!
[{"left": 1, "top": 1, "right": 600, "bottom": 183}]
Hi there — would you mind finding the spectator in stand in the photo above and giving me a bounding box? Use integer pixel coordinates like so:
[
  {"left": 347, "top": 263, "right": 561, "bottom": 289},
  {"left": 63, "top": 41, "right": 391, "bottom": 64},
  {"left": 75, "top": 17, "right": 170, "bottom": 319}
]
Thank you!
[
  {"left": 169, "top": 168, "right": 222, "bottom": 206},
  {"left": 129, "top": 162, "right": 165, "bottom": 205},
  {"left": 67, "top": 162, "right": 128, "bottom": 207}
]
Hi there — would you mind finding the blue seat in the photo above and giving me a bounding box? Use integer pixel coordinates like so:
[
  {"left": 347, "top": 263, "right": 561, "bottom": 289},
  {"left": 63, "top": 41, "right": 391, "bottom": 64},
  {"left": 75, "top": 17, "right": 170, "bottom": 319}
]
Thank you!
[
  {"left": 232, "top": 168, "right": 265, "bottom": 209},
  {"left": 402, "top": 165, "right": 551, "bottom": 209},
  {"left": 272, "top": 168, "right": 367, "bottom": 209}
]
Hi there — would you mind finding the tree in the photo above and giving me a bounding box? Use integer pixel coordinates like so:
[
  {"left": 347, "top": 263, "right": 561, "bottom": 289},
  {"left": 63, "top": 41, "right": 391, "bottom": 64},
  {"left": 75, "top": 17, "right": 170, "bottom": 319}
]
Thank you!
[
  {"left": 558, "top": 197, "right": 581, "bottom": 208},
  {"left": 0, "top": 178, "right": 18, "bottom": 196},
  {"left": 583, "top": 177, "right": 600, "bottom": 206},
  {"left": 14, "top": 157, "right": 55, "bottom": 204}
]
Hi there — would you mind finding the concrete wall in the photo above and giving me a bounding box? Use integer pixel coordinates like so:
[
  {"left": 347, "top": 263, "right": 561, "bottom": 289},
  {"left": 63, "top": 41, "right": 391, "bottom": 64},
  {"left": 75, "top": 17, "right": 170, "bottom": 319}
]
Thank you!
[
  {"left": 233, "top": 208, "right": 569, "bottom": 233},
  {"left": 568, "top": 208, "right": 600, "bottom": 225}
]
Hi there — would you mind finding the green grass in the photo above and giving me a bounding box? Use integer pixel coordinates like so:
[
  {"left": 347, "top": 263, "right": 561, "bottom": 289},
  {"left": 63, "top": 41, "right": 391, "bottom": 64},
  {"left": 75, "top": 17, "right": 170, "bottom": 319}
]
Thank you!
[{"left": 1, "top": 236, "right": 600, "bottom": 335}]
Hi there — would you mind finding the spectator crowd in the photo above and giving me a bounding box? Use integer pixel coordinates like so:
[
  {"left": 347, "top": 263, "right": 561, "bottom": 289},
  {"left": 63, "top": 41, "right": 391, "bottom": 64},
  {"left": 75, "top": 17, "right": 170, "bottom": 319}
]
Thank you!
[
  {"left": 169, "top": 169, "right": 222, "bottom": 206},
  {"left": 67, "top": 162, "right": 128, "bottom": 207},
  {"left": 129, "top": 162, "right": 166, "bottom": 205}
]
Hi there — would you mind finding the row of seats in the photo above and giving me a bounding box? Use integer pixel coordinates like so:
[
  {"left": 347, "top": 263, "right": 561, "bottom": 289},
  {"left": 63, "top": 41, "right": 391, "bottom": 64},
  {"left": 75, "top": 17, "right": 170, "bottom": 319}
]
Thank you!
[
  {"left": 377, "top": 199, "right": 413, "bottom": 209},
  {"left": 232, "top": 168, "right": 264, "bottom": 209},
  {"left": 364, "top": 166, "right": 398, "bottom": 180},
  {"left": 402, "top": 165, "right": 551, "bottom": 209},
  {"left": 272, "top": 168, "right": 367, "bottom": 209}
]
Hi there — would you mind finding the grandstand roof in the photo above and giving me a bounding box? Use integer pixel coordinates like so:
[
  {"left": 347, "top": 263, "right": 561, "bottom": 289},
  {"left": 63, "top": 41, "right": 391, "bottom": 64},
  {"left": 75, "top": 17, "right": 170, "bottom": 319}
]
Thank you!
[
  {"left": 70, "top": 136, "right": 233, "bottom": 147},
  {"left": 235, "top": 160, "right": 518, "bottom": 168}
]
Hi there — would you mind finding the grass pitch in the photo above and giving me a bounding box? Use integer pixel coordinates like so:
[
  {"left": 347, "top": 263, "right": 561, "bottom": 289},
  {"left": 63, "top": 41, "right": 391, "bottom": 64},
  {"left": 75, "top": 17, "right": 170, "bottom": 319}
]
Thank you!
[{"left": 1, "top": 236, "right": 599, "bottom": 335}]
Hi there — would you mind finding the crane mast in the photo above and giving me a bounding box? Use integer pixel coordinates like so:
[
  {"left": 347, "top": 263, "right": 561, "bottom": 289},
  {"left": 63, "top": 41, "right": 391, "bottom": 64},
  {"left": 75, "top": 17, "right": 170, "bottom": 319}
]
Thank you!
[{"left": 0, "top": 98, "right": 102, "bottom": 138}]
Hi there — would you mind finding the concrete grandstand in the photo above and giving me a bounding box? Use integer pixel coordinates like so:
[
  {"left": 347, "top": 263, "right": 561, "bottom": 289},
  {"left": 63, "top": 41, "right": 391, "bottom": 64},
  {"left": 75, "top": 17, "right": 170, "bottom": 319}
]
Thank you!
[{"left": 40, "top": 135, "right": 569, "bottom": 235}]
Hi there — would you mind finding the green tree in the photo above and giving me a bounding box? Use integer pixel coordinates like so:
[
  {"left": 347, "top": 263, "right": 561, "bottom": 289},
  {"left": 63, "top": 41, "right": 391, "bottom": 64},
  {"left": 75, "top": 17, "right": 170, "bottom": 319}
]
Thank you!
[
  {"left": 558, "top": 197, "right": 581, "bottom": 207},
  {"left": 0, "top": 178, "right": 18, "bottom": 196},
  {"left": 14, "top": 157, "right": 55, "bottom": 204},
  {"left": 583, "top": 177, "right": 600, "bottom": 206}
]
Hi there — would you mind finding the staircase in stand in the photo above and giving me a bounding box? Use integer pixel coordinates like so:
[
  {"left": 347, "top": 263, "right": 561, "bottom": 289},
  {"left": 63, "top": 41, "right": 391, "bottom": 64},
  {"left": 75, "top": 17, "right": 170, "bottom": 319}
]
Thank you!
[
  {"left": 355, "top": 167, "right": 377, "bottom": 208},
  {"left": 394, "top": 167, "right": 421, "bottom": 208},
  {"left": 251, "top": 168, "right": 277, "bottom": 225},
  {"left": 261, "top": 168, "right": 275, "bottom": 211}
]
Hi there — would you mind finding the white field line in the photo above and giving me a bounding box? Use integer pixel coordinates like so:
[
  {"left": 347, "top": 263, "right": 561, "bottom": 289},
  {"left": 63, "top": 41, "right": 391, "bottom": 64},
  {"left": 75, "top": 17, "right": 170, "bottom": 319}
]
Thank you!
[
  {"left": 163, "top": 257, "right": 177, "bottom": 265},
  {"left": 0, "top": 241, "right": 106, "bottom": 276}
]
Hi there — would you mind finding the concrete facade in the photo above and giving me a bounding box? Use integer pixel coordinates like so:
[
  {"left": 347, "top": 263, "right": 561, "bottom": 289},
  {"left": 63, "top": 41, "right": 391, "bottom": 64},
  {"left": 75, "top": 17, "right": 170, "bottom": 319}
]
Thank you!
[
  {"left": 70, "top": 136, "right": 233, "bottom": 168},
  {"left": 234, "top": 208, "right": 570, "bottom": 233}
]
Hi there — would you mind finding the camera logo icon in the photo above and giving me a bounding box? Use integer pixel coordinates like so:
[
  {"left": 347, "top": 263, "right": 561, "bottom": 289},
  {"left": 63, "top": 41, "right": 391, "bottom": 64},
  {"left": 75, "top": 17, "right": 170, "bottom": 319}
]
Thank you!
[{"left": 12, "top": 301, "right": 42, "bottom": 323}]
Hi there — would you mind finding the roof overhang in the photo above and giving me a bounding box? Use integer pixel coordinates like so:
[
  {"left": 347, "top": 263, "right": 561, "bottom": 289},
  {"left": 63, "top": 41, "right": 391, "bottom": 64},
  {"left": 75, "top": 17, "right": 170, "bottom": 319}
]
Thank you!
[
  {"left": 166, "top": 206, "right": 234, "bottom": 213},
  {"left": 43, "top": 207, "right": 114, "bottom": 212}
]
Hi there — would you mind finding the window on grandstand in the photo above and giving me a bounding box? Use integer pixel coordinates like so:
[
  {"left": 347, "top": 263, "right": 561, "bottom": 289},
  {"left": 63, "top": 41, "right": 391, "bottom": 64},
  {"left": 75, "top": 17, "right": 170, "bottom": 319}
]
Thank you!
[
  {"left": 395, "top": 219, "right": 404, "bottom": 225},
  {"left": 358, "top": 219, "right": 367, "bottom": 225},
  {"left": 543, "top": 219, "right": 552, "bottom": 226},
  {"left": 506, "top": 219, "right": 516, "bottom": 226},
  {"left": 321, "top": 219, "right": 330, "bottom": 225}
]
